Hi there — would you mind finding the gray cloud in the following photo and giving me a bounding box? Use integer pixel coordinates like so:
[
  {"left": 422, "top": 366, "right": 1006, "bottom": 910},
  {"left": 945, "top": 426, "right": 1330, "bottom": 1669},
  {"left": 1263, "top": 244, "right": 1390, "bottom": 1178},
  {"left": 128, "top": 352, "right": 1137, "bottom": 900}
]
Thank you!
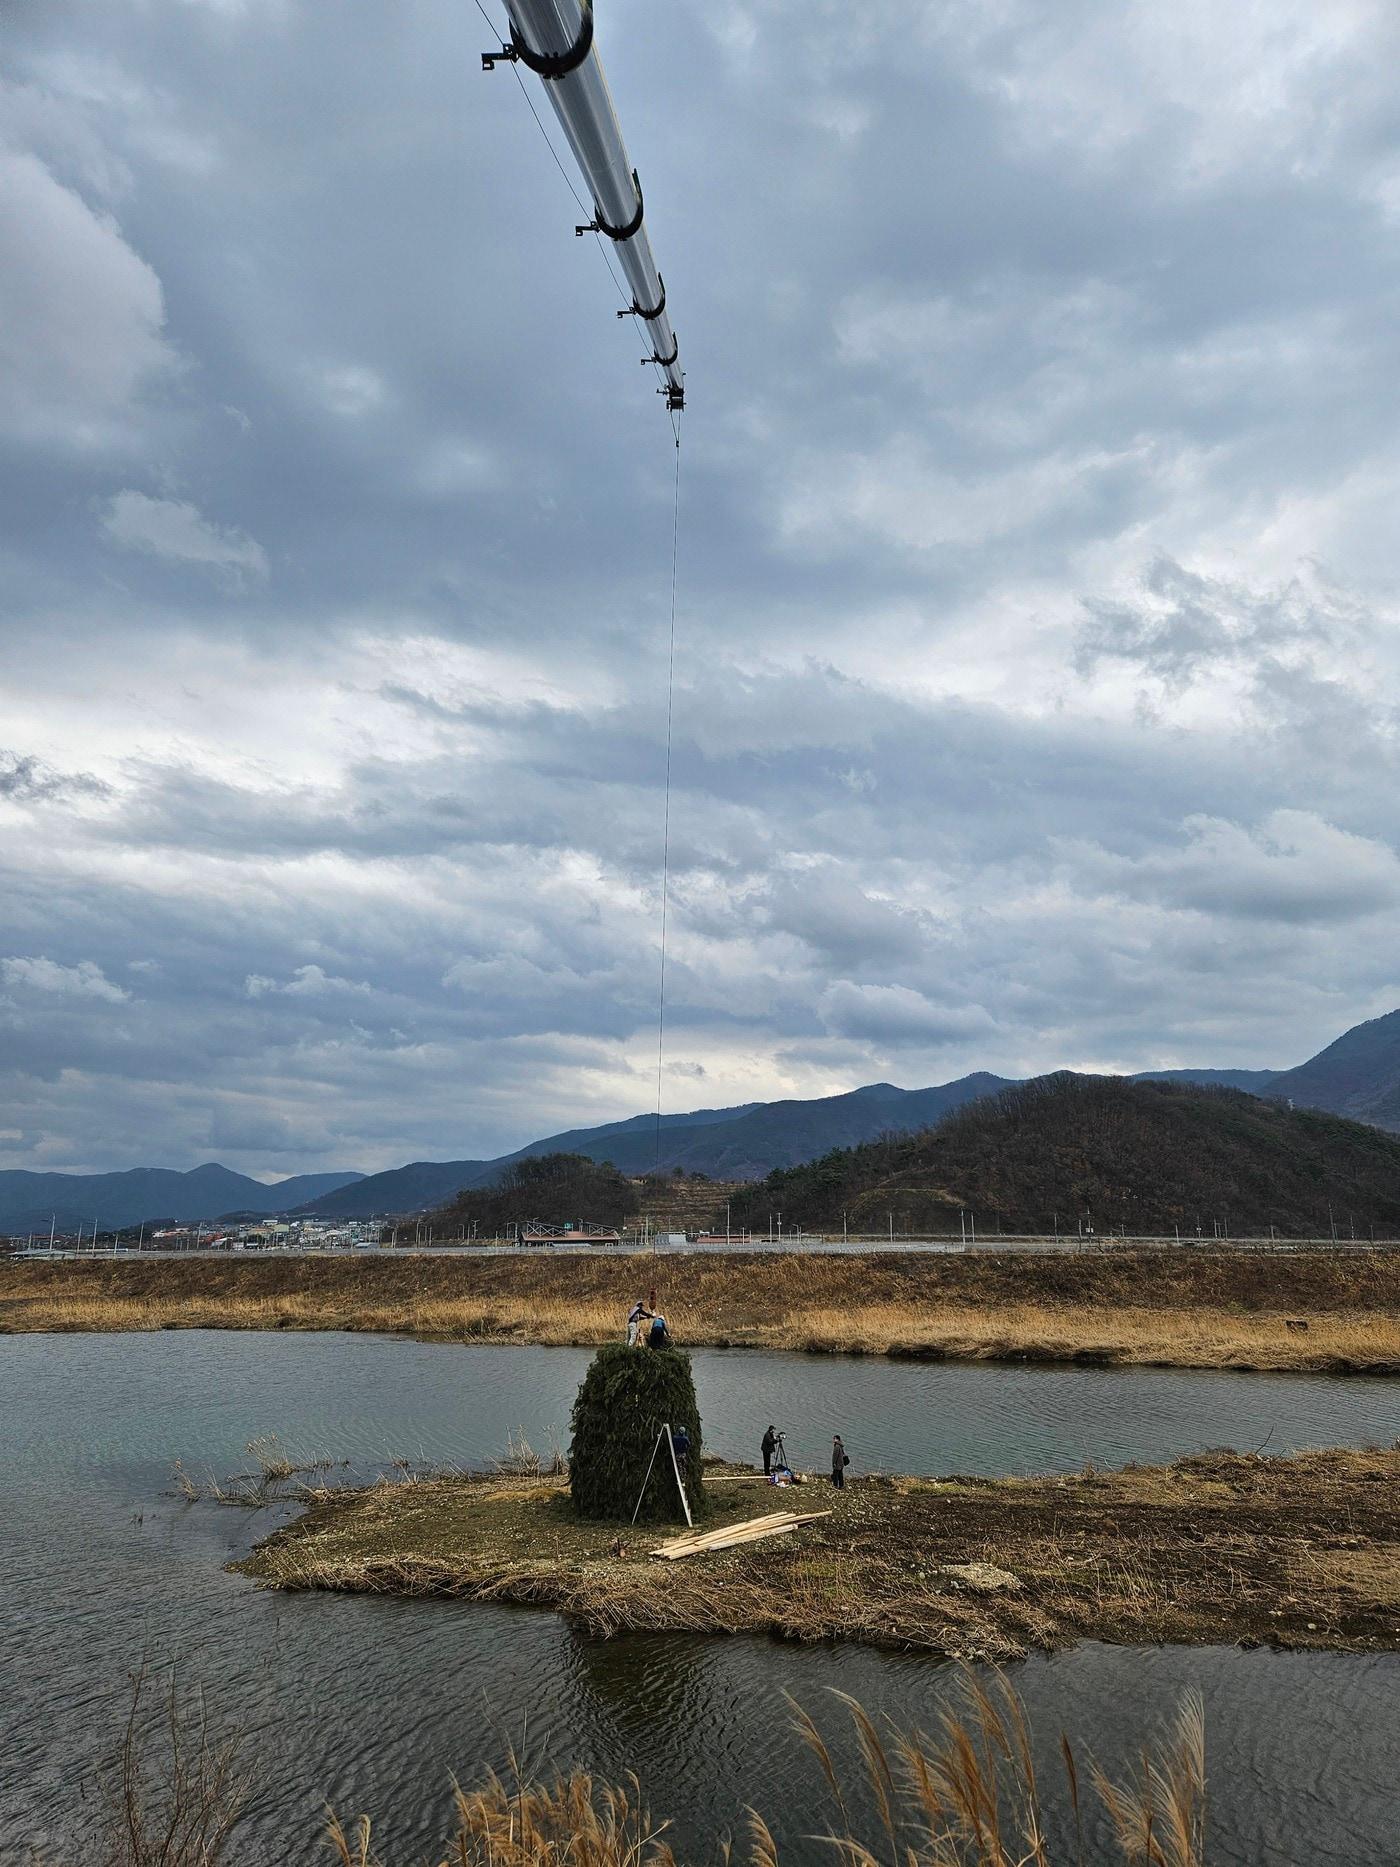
[
  {"left": 3, "top": 1, "right": 1400, "bottom": 1172},
  {"left": 100, "top": 491, "right": 268, "bottom": 580},
  {"left": 0, "top": 750, "right": 110, "bottom": 803}
]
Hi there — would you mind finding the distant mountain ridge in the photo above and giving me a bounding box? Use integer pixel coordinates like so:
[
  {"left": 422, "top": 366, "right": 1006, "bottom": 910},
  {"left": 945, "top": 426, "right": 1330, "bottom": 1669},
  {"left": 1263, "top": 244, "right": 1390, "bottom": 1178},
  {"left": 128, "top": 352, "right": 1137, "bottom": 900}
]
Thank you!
[
  {"left": 1129, "top": 1068, "right": 1279, "bottom": 1092},
  {"left": 9, "top": 1006, "right": 1400, "bottom": 1232},
  {"left": 295, "top": 1073, "right": 1018, "bottom": 1218},
  {"left": 1265, "top": 1010, "right": 1400, "bottom": 1132},
  {"left": 0, "top": 1165, "right": 365, "bottom": 1236}
]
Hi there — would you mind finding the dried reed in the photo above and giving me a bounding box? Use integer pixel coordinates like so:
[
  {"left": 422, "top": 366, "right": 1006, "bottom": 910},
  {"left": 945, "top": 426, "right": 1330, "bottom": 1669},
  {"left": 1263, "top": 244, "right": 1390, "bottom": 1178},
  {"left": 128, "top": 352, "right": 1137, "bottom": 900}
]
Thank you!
[{"left": 321, "top": 1675, "right": 1205, "bottom": 1867}]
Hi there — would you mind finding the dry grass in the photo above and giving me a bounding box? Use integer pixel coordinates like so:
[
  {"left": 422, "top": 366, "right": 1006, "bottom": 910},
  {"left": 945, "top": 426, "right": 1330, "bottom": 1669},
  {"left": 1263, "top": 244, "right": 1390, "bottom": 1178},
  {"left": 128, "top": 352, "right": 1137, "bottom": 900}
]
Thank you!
[
  {"left": 169, "top": 1437, "right": 344, "bottom": 1510},
  {"left": 236, "top": 1447, "right": 1400, "bottom": 1660},
  {"left": 320, "top": 1676, "right": 1205, "bottom": 1867},
  {"left": 103, "top": 1663, "right": 249, "bottom": 1867},
  {"left": 781, "top": 1300, "right": 1400, "bottom": 1371},
  {"left": 8, "top": 1249, "right": 1400, "bottom": 1373}
]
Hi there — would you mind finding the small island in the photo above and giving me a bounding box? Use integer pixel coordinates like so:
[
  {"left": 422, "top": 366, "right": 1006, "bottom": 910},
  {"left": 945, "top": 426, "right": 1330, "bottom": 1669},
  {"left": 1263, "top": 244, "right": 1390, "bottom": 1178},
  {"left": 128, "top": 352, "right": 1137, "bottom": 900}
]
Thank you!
[{"left": 239, "top": 1442, "right": 1400, "bottom": 1661}]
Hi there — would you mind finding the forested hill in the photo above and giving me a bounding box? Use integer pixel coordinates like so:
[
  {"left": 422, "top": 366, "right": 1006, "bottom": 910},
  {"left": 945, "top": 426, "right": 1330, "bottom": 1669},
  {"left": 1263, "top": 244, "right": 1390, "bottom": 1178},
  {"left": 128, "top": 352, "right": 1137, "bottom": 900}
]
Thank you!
[
  {"left": 429, "top": 1154, "right": 638, "bottom": 1237},
  {"left": 726, "top": 1074, "right": 1400, "bottom": 1240},
  {"left": 1266, "top": 1008, "right": 1400, "bottom": 1132}
]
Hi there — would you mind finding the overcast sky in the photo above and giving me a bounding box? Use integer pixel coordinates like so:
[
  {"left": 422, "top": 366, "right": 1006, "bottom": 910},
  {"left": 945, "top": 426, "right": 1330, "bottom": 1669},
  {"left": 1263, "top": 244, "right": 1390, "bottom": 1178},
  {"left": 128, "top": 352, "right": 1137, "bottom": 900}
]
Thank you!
[{"left": 4, "top": 0, "right": 1400, "bottom": 1177}]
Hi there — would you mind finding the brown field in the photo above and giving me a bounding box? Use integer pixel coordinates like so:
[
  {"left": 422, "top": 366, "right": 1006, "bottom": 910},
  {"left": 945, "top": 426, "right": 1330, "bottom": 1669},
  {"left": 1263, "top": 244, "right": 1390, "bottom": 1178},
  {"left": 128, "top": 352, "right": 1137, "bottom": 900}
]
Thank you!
[
  {"left": 239, "top": 1445, "right": 1400, "bottom": 1661},
  {"left": 6, "top": 1248, "right": 1400, "bottom": 1372}
]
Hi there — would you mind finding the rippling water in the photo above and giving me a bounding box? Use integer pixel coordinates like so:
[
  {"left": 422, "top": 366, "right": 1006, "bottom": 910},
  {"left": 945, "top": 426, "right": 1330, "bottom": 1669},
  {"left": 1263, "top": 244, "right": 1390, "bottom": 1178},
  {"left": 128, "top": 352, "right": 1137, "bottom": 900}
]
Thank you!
[{"left": 3, "top": 1332, "right": 1399, "bottom": 1863}]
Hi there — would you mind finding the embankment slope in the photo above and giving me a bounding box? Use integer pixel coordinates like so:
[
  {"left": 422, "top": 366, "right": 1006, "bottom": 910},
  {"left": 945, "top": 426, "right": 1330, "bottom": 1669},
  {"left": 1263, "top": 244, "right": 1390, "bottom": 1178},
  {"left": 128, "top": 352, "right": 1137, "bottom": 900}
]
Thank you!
[{"left": 7, "top": 1248, "right": 1400, "bottom": 1372}]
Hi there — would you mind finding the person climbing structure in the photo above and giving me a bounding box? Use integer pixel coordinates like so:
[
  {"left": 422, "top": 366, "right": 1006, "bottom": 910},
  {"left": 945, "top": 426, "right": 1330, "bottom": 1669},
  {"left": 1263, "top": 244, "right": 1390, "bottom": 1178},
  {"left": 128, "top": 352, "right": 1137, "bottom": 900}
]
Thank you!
[{"left": 626, "top": 1297, "right": 653, "bottom": 1346}]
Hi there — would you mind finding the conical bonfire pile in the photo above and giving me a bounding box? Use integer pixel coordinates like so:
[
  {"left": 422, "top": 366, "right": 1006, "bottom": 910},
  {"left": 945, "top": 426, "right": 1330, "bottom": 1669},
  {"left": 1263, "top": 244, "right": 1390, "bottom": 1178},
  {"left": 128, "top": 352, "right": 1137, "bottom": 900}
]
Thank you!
[{"left": 568, "top": 1342, "right": 704, "bottom": 1523}]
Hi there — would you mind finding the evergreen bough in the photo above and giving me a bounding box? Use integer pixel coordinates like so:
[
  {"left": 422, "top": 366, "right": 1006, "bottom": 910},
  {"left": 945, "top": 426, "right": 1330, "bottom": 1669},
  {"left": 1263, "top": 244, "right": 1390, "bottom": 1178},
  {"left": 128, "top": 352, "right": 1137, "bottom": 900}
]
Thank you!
[{"left": 568, "top": 1343, "right": 705, "bottom": 1523}]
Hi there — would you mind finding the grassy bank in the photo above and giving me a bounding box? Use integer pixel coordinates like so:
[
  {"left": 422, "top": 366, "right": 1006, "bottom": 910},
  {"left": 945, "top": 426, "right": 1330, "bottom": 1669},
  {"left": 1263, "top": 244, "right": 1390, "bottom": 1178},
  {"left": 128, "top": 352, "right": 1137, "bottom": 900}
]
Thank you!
[
  {"left": 6, "top": 1249, "right": 1400, "bottom": 1372},
  {"left": 238, "top": 1446, "right": 1400, "bottom": 1660}
]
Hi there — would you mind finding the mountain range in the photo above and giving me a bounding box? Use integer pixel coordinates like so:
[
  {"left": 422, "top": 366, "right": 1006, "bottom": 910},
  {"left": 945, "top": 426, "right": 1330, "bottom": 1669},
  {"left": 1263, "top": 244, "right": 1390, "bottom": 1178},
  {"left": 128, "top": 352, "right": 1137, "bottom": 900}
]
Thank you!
[
  {"left": 4, "top": 1007, "right": 1399, "bottom": 1232},
  {"left": 726, "top": 1072, "right": 1400, "bottom": 1241},
  {"left": 0, "top": 1166, "right": 365, "bottom": 1237}
]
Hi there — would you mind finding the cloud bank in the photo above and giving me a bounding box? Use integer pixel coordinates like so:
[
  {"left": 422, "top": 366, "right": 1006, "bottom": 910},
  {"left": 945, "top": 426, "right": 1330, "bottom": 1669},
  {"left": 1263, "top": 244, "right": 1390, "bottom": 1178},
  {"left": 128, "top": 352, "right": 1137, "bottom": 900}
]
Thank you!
[{"left": 3, "top": 1, "right": 1400, "bottom": 1172}]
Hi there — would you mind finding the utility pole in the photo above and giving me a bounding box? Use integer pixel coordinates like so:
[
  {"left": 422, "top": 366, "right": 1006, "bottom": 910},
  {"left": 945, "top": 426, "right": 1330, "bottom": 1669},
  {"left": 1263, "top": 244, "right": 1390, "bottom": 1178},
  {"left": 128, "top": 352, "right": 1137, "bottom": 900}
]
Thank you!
[
  {"left": 888, "top": 1210, "right": 893, "bottom": 1245},
  {"left": 842, "top": 1208, "right": 847, "bottom": 1245}
]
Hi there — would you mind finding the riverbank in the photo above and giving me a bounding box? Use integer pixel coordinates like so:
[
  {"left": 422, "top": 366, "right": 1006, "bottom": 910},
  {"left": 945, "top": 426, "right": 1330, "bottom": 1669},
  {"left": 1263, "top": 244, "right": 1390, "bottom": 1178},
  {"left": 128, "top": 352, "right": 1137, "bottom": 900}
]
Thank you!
[
  {"left": 6, "top": 1249, "right": 1400, "bottom": 1371},
  {"left": 238, "top": 1446, "right": 1400, "bottom": 1659}
]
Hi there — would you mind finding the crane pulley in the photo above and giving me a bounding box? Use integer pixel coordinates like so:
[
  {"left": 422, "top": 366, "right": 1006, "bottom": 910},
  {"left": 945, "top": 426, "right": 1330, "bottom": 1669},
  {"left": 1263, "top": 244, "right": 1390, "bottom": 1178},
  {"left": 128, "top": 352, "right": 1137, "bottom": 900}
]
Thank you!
[{"left": 483, "top": 0, "right": 685, "bottom": 413}]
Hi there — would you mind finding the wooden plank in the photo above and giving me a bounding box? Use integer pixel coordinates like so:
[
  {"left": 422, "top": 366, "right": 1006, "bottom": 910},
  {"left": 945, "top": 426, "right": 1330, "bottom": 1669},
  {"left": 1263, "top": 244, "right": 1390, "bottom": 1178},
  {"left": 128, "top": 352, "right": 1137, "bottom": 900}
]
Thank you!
[
  {"left": 660, "top": 1509, "right": 800, "bottom": 1548},
  {"left": 653, "top": 1522, "right": 799, "bottom": 1560},
  {"left": 650, "top": 1521, "right": 786, "bottom": 1557},
  {"left": 649, "top": 1509, "right": 831, "bottom": 1560},
  {"left": 704, "top": 1473, "right": 810, "bottom": 1486},
  {"left": 657, "top": 1507, "right": 830, "bottom": 1552}
]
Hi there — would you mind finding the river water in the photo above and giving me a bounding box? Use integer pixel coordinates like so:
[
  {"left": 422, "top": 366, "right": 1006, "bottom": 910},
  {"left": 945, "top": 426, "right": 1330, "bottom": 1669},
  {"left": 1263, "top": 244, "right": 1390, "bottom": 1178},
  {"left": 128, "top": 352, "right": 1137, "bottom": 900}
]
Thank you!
[{"left": 4, "top": 1332, "right": 1400, "bottom": 1864}]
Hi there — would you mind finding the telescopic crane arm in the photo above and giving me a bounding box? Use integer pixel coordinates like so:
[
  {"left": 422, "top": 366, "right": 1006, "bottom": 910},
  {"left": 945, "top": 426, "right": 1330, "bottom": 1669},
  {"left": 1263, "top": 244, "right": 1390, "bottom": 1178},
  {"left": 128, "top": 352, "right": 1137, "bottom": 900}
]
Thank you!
[{"left": 483, "top": 0, "right": 685, "bottom": 412}]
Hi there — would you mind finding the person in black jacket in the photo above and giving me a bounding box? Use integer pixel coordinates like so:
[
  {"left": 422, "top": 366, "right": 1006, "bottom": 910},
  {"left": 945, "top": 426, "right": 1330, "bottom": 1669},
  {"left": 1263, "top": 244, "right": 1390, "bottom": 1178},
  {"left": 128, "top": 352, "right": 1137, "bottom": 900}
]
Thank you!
[
  {"left": 761, "top": 1425, "right": 777, "bottom": 1476},
  {"left": 831, "top": 1435, "right": 850, "bottom": 1489}
]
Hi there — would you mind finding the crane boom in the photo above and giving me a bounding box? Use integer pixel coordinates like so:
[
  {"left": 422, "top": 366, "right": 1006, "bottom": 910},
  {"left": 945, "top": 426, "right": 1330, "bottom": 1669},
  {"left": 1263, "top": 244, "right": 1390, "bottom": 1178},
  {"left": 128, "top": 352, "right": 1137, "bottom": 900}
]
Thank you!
[{"left": 485, "top": 0, "right": 684, "bottom": 411}]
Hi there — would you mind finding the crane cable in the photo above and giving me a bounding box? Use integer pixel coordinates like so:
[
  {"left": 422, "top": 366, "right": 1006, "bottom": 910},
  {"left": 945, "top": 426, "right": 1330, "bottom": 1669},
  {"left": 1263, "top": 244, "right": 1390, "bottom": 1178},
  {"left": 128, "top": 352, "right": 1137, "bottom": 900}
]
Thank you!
[
  {"left": 654, "top": 427, "right": 681, "bottom": 1174},
  {"left": 471, "top": 0, "right": 687, "bottom": 1162}
]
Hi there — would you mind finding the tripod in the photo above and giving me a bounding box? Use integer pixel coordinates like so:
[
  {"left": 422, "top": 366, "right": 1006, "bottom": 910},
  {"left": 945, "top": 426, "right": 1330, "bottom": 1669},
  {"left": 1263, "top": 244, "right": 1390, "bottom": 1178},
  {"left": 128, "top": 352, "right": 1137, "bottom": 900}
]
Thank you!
[{"left": 771, "top": 1430, "right": 790, "bottom": 1475}]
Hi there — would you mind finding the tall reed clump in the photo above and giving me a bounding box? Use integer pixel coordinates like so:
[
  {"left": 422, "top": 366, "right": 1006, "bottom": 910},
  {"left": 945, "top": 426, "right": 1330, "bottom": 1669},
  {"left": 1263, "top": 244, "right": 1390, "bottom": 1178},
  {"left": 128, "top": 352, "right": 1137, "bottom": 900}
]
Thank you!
[
  {"left": 325, "top": 1672, "right": 1205, "bottom": 1867},
  {"left": 788, "top": 1675, "right": 1205, "bottom": 1867},
  {"left": 568, "top": 1343, "right": 704, "bottom": 1522},
  {"left": 329, "top": 1763, "right": 678, "bottom": 1867}
]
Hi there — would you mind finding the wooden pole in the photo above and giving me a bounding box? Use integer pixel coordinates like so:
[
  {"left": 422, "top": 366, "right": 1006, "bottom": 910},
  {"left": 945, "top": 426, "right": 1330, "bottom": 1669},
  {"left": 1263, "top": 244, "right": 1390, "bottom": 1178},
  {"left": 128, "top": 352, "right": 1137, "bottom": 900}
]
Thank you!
[{"left": 664, "top": 1422, "right": 693, "bottom": 1528}]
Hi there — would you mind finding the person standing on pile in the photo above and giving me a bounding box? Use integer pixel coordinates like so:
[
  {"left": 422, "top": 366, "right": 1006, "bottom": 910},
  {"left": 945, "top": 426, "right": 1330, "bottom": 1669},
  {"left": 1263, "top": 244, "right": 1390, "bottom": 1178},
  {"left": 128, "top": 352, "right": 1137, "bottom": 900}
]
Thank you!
[
  {"left": 831, "top": 1434, "right": 850, "bottom": 1489},
  {"left": 761, "top": 1424, "right": 777, "bottom": 1476},
  {"left": 626, "top": 1298, "right": 653, "bottom": 1347}
]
